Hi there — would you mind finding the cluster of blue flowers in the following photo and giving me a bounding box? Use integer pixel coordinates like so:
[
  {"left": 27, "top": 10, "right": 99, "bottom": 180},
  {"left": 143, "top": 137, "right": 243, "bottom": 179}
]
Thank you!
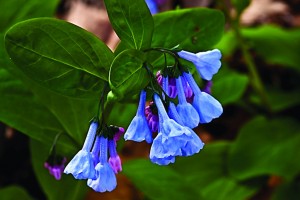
[
  {"left": 61, "top": 49, "right": 222, "bottom": 192},
  {"left": 64, "top": 122, "right": 124, "bottom": 192},
  {"left": 125, "top": 49, "right": 223, "bottom": 165}
]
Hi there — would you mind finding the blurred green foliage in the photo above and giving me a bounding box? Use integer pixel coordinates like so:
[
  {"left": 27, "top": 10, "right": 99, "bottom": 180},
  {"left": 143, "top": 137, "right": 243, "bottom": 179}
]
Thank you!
[{"left": 0, "top": 0, "right": 300, "bottom": 200}]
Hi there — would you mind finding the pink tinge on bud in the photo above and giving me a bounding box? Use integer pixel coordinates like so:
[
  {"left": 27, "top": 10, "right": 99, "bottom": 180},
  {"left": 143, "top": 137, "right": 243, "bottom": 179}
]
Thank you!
[
  {"left": 108, "top": 155, "right": 122, "bottom": 174},
  {"left": 114, "top": 127, "right": 125, "bottom": 142}
]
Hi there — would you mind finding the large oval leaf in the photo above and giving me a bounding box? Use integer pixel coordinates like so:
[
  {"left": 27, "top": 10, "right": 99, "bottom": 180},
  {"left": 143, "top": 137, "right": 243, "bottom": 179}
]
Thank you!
[
  {"left": 228, "top": 116, "right": 300, "bottom": 180},
  {"left": 109, "top": 49, "right": 149, "bottom": 100},
  {"left": 104, "top": 0, "right": 154, "bottom": 50},
  {"left": 152, "top": 8, "right": 225, "bottom": 51},
  {"left": 5, "top": 18, "right": 114, "bottom": 98}
]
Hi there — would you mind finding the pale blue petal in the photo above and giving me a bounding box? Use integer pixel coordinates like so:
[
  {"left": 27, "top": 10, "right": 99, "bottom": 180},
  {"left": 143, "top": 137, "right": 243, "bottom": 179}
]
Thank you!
[
  {"left": 87, "top": 163, "right": 117, "bottom": 192},
  {"left": 176, "top": 103, "right": 199, "bottom": 128},
  {"left": 195, "top": 49, "right": 221, "bottom": 80},
  {"left": 193, "top": 92, "right": 223, "bottom": 123},
  {"left": 178, "top": 49, "right": 221, "bottom": 80},
  {"left": 64, "top": 150, "right": 96, "bottom": 180},
  {"left": 124, "top": 115, "right": 152, "bottom": 143},
  {"left": 181, "top": 128, "right": 204, "bottom": 156}
]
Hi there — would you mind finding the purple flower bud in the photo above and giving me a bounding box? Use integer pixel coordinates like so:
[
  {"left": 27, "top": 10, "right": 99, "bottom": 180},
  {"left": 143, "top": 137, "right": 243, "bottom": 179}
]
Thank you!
[
  {"left": 108, "top": 139, "right": 122, "bottom": 174},
  {"left": 44, "top": 157, "right": 66, "bottom": 180}
]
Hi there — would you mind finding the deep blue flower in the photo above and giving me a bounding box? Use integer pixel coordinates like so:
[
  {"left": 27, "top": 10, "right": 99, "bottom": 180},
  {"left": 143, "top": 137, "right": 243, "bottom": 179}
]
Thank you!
[
  {"left": 178, "top": 49, "right": 222, "bottom": 80},
  {"left": 145, "top": 0, "right": 159, "bottom": 14},
  {"left": 124, "top": 90, "right": 152, "bottom": 143},
  {"left": 64, "top": 122, "right": 98, "bottom": 179},
  {"left": 175, "top": 77, "right": 200, "bottom": 128},
  {"left": 87, "top": 136, "right": 117, "bottom": 192},
  {"left": 183, "top": 72, "right": 223, "bottom": 123}
]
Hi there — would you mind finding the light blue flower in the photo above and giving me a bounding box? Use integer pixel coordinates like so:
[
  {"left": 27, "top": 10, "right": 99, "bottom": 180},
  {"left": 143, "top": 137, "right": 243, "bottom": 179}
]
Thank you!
[
  {"left": 64, "top": 122, "right": 98, "bottom": 179},
  {"left": 150, "top": 94, "right": 203, "bottom": 165},
  {"left": 168, "top": 102, "right": 204, "bottom": 156},
  {"left": 124, "top": 90, "right": 152, "bottom": 143},
  {"left": 178, "top": 49, "right": 222, "bottom": 80},
  {"left": 87, "top": 163, "right": 117, "bottom": 192},
  {"left": 87, "top": 136, "right": 117, "bottom": 192},
  {"left": 175, "top": 77, "right": 200, "bottom": 128},
  {"left": 183, "top": 72, "right": 223, "bottom": 123}
]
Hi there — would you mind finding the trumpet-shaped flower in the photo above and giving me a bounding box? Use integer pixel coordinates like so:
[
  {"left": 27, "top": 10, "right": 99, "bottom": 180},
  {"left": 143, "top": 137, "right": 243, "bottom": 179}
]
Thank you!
[
  {"left": 175, "top": 77, "right": 199, "bottom": 128},
  {"left": 124, "top": 90, "right": 152, "bottom": 143},
  {"left": 183, "top": 72, "right": 223, "bottom": 123},
  {"left": 64, "top": 122, "right": 98, "bottom": 179},
  {"left": 87, "top": 136, "right": 117, "bottom": 192},
  {"left": 150, "top": 94, "right": 204, "bottom": 165},
  {"left": 178, "top": 49, "right": 222, "bottom": 80}
]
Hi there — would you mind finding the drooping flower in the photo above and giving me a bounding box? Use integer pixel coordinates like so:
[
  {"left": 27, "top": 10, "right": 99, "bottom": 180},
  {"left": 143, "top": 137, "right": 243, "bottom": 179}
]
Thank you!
[
  {"left": 108, "top": 139, "right": 122, "bottom": 174},
  {"left": 183, "top": 72, "right": 223, "bottom": 123},
  {"left": 88, "top": 136, "right": 117, "bottom": 192},
  {"left": 175, "top": 76, "right": 200, "bottom": 128},
  {"left": 124, "top": 90, "right": 152, "bottom": 143},
  {"left": 168, "top": 100, "right": 204, "bottom": 157},
  {"left": 64, "top": 121, "right": 98, "bottom": 179},
  {"left": 149, "top": 94, "right": 204, "bottom": 165},
  {"left": 178, "top": 49, "right": 222, "bottom": 80},
  {"left": 44, "top": 156, "right": 67, "bottom": 180}
]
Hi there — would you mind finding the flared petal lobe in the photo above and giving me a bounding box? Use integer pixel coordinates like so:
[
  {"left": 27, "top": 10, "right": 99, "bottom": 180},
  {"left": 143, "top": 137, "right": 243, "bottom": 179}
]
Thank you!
[
  {"left": 124, "top": 90, "right": 152, "bottom": 143},
  {"left": 64, "top": 150, "right": 96, "bottom": 179},
  {"left": 178, "top": 49, "right": 221, "bottom": 80},
  {"left": 87, "top": 163, "right": 117, "bottom": 192}
]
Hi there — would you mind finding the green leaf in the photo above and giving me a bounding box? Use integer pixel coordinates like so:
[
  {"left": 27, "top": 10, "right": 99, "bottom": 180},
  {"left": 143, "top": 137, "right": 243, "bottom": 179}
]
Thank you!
[
  {"left": 152, "top": 8, "right": 225, "bottom": 51},
  {"left": 214, "top": 30, "right": 238, "bottom": 57},
  {"left": 109, "top": 49, "right": 149, "bottom": 100},
  {"left": 30, "top": 139, "right": 88, "bottom": 200},
  {"left": 0, "top": 67, "right": 77, "bottom": 151},
  {"left": 228, "top": 116, "right": 300, "bottom": 180},
  {"left": 242, "top": 25, "right": 300, "bottom": 71},
  {"left": 172, "top": 142, "right": 259, "bottom": 200},
  {"left": 0, "top": 0, "right": 59, "bottom": 32},
  {"left": 212, "top": 68, "right": 249, "bottom": 105},
  {"left": 231, "top": 0, "right": 250, "bottom": 15},
  {"left": 267, "top": 88, "right": 300, "bottom": 112},
  {"left": 1, "top": 37, "right": 95, "bottom": 146},
  {"left": 123, "top": 159, "right": 203, "bottom": 200},
  {"left": 5, "top": 18, "right": 114, "bottom": 98},
  {"left": 0, "top": 186, "right": 32, "bottom": 200},
  {"left": 272, "top": 180, "right": 300, "bottom": 200},
  {"left": 104, "top": 0, "right": 154, "bottom": 49}
]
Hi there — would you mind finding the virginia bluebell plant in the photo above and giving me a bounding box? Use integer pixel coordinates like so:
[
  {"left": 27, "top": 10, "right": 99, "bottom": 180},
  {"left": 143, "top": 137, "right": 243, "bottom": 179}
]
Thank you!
[
  {"left": 125, "top": 48, "right": 223, "bottom": 165},
  {"left": 64, "top": 120, "right": 124, "bottom": 192}
]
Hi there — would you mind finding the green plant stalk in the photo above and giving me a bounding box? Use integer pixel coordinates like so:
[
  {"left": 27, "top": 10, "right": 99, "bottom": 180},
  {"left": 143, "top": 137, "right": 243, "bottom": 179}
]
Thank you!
[{"left": 231, "top": 20, "right": 272, "bottom": 112}]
